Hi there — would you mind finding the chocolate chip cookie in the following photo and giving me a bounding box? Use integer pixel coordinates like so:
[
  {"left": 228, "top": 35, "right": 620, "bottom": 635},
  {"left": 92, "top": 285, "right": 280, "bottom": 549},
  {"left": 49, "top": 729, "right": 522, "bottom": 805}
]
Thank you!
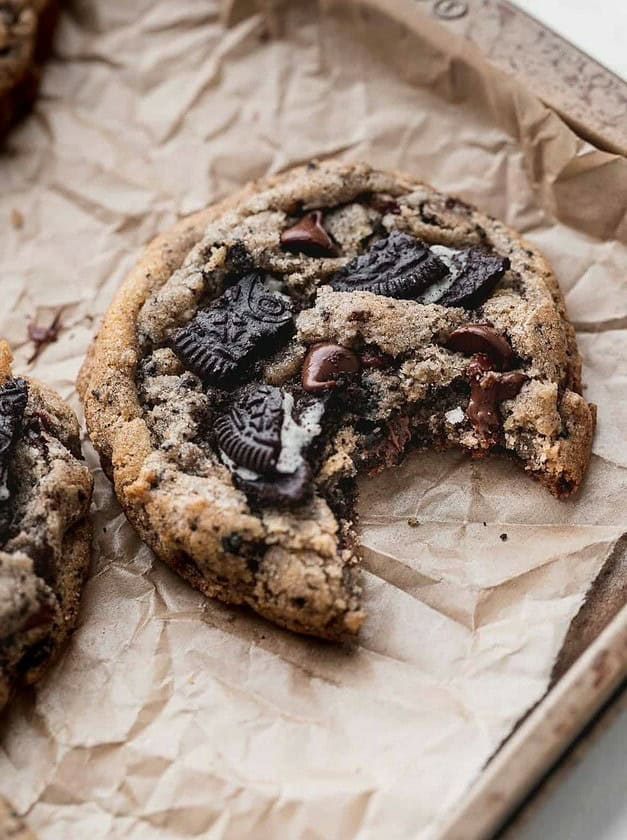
[
  {"left": 79, "top": 162, "right": 595, "bottom": 639},
  {"left": 0, "top": 795, "right": 36, "bottom": 839},
  {"left": 0, "top": 0, "right": 58, "bottom": 137},
  {"left": 0, "top": 341, "right": 92, "bottom": 709}
]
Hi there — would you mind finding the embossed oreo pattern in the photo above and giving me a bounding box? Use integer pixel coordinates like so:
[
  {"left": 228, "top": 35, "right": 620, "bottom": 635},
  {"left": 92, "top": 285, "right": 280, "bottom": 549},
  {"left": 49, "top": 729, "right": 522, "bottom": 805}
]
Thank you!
[
  {"left": 331, "top": 231, "right": 448, "bottom": 298},
  {"left": 215, "top": 385, "right": 284, "bottom": 474},
  {"left": 170, "top": 273, "right": 293, "bottom": 386}
]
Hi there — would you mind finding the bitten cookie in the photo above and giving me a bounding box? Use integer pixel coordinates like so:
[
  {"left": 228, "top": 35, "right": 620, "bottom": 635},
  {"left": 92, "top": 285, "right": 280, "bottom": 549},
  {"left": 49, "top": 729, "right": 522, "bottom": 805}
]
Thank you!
[
  {"left": 79, "top": 161, "right": 595, "bottom": 639},
  {"left": 0, "top": 0, "right": 58, "bottom": 137},
  {"left": 0, "top": 341, "right": 92, "bottom": 708}
]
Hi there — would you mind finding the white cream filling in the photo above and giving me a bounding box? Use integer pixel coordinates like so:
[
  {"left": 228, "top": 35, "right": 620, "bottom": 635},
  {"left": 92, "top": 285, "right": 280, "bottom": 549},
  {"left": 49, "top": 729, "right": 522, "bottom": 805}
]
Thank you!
[
  {"left": 276, "top": 392, "right": 324, "bottom": 474},
  {"left": 445, "top": 406, "right": 465, "bottom": 425},
  {"left": 219, "top": 450, "right": 260, "bottom": 482},
  {"left": 219, "top": 392, "right": 324, "bottom": 481},
  {"left": 419, "top": 245, "right": 468, "bottom": 304}
]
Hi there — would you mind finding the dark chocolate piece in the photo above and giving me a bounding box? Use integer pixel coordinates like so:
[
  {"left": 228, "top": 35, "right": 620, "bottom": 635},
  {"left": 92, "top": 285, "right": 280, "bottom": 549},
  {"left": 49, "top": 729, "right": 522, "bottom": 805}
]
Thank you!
[
  {"left": 280, "top": 211, "right": 337, "bottom": 257},
  {"left": 170, "top": 273, "right": 293, "bottom": 387},
  {"left": 237, "top": 463, "right": 313, "bottom": 509},
  {"left": 301, "top": 343, "right": 360, "bottom": 393},
  {"left": 330, "top": 231, "right": 448, "bottom": 299},
  {"left": 361, "top": 349, "right": 393, "bottom": 369},
  {"left": 497, "top": 372, "right": 528, "bottom": 401},
  {"left": 445, "top": 324, "right": 514, "bottom": 369},
  {"left": 435, "top": 248, "right": 510, "bottom": 309},
  {"left": 214, "top": 384, "right": 284, "bottom": 474},
  {"left": 466, "top": 355, "right": 527, "bottom": 439},
  {"left": 367, "top": 193, "right": 401, "bottom": 215}
]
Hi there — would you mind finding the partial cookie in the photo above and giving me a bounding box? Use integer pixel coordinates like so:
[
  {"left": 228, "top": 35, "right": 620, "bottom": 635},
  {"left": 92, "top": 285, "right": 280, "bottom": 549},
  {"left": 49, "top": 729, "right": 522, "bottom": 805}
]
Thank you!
[
  {"left": 0, "top": 341, "right": 92, "bottom": 709},
  {"left": 0, "top": 795, "right": 36, "bottom": 839},
  {"left": 0, "top": 0, "right": 58, "bottom": 137},
  {"left": 79, "top": 161, "right": 595, "bottom": 639}
]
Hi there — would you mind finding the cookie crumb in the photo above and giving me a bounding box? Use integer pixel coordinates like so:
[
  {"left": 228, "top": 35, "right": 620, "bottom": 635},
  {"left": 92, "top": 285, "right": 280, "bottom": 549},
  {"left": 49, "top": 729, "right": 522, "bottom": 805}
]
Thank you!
[
  {"left": 10, "top": 208, "right": 24, "bottom": 229},
  {"left": 407, "top": 516, "right": 420, "bottom": 528},
  {"left": 499, "top": 532, "right": 508, "bottom": 542}
]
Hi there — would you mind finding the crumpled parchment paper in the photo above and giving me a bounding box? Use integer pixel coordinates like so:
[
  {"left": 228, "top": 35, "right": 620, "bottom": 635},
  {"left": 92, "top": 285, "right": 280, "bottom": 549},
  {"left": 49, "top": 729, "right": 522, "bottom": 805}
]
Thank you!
[{"left": 0, "top": 1, "right": 626, "bottom": 838}]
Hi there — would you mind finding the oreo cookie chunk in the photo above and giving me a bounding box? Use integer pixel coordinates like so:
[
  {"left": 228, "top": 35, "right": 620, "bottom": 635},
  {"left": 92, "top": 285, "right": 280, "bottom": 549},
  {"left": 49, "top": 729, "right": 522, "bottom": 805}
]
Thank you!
[
  {"left": 423, "top": 245, "right": 510, "bottom": 308},
  {"left": 331, "top": 231, "right": 448, "bottom": 298},
  {"left": 331, "top": 230, "right": 509, "bottom": 309},
  {"left": 0, "top": 376, "right": 28, "bottom": 533},
  {"left": 215, "top": 384, "right": 324, "bottom": 507},
  {"left": 0, "top": 341, "right": 92, "bottom": 710},
  {"left": 81, "top": 161, "right": 594, "bottom": 640},
  {"left": 170, "top": 273, "right": 293, "bottom": 387}
]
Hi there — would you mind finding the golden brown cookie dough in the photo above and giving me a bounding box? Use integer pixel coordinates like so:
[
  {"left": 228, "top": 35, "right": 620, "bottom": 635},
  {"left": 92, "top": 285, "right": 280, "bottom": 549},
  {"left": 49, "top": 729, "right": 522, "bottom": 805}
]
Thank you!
[{"left": 79, "top": 161, "right": 595, "bottom": 639}]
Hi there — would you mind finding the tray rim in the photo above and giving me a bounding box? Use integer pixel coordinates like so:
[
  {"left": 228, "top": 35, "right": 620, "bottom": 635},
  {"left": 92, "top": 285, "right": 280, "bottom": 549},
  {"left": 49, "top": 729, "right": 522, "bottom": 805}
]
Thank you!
[{"left": 439, "top": 602, "right": 627, "bottom": 839}]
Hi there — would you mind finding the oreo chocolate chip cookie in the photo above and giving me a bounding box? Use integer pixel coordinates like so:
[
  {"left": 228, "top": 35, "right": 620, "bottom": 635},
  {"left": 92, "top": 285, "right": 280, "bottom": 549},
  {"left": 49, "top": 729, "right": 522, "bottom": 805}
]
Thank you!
[
  {"left": 80, "top": 161, "right": 595, "bottom": 640},
  {"left": 0, "top": 341, "right": 92, "bottom": 709},
  {"left": 0, "top": 0, "right": 59, "bottom": 137}
]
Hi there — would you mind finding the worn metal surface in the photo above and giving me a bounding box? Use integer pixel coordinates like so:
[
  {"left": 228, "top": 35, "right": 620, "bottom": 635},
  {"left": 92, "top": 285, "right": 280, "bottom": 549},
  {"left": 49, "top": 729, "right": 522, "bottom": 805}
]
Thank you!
[{"left": 416, "top": 0, "right": 627, "bottom": 154}]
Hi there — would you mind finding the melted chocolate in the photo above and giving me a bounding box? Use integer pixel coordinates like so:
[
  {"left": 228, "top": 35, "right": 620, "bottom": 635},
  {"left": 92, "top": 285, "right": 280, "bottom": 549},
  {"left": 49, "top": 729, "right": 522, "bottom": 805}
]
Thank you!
[{"left": 301, "top": 343, "right": 361, "bottom": 393}]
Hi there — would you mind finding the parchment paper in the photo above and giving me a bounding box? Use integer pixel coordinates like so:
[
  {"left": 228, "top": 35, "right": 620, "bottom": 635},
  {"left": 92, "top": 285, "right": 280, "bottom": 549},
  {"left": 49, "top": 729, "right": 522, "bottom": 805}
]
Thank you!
[{"left": 0, "top": 1, "right": 626, "bottom": 838}]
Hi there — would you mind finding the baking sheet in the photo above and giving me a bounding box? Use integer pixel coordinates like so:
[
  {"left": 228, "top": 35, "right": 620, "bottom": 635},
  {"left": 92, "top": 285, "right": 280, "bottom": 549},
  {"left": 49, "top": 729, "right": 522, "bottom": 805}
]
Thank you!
[{"left": 1, "top": 1, "right": 626, "bottom": 838}]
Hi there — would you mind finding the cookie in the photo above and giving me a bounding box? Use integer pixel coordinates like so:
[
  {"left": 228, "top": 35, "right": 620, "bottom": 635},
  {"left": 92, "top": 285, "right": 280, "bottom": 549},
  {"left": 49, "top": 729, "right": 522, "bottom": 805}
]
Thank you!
[
  {"left": 0, "top": 341, "right": 92, "bottom": 709},
  {"left": 0, "top": 795, "right": 36, "bottom": 839},
  {"left": 79, "top": 161, "right": 595, "bottom": 639},
  {"left": 0, "top": 0, "right": 58, "bottom": 138}
]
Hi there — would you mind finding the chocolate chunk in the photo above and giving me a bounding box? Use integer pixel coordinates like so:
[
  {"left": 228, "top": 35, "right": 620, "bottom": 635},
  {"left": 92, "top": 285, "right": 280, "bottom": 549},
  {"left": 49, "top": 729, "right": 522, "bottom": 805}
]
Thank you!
[
  {"left": 467, "top": 353, "right": 495, "bottom": 379},
  {"left": 237, "top": 463, "right": 313, "bottom": 509},
  {"left": 360, "top": 414, "right": 412, "bottom": 472},
  {"left": 214, "top": 384, "right": 284, "bottom": 474},
  {"left": 222, "top": 533, "right": 243, "bottom": 553},
  {"left": 170, "top": 274, "right": 293, "bottom": 386},
  {"left": 436, "top": 248, "right": 509, "bottom": 309},
  {"left": 466, "top": 355, "right": 527, "bottom": 440},
  {"left": 367, "top": 193, "right": 401, "bottom": 215},
  {"left": 0, "top": 377, "right": 28, "bottom": 537},
  {"left": 445, "top": 324, "right": 514, "bottom": 370},
  {"left": 330, "top": 231, "right": 448, "bottom": 299},
  {"left": 497, "top": 372, "right": 528, "bottom": 401},
  {"left": 20, "top": 599, "right": 56, "bottom": 633},
  {"left": 361, "top": 349, "right": 393, "bottom": 369},
  {"left": 301, "top": 343, "right": 360, "bottom": 393},
  {"left": 280, "top": 211, "right": 338, "bottom": 257}
]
